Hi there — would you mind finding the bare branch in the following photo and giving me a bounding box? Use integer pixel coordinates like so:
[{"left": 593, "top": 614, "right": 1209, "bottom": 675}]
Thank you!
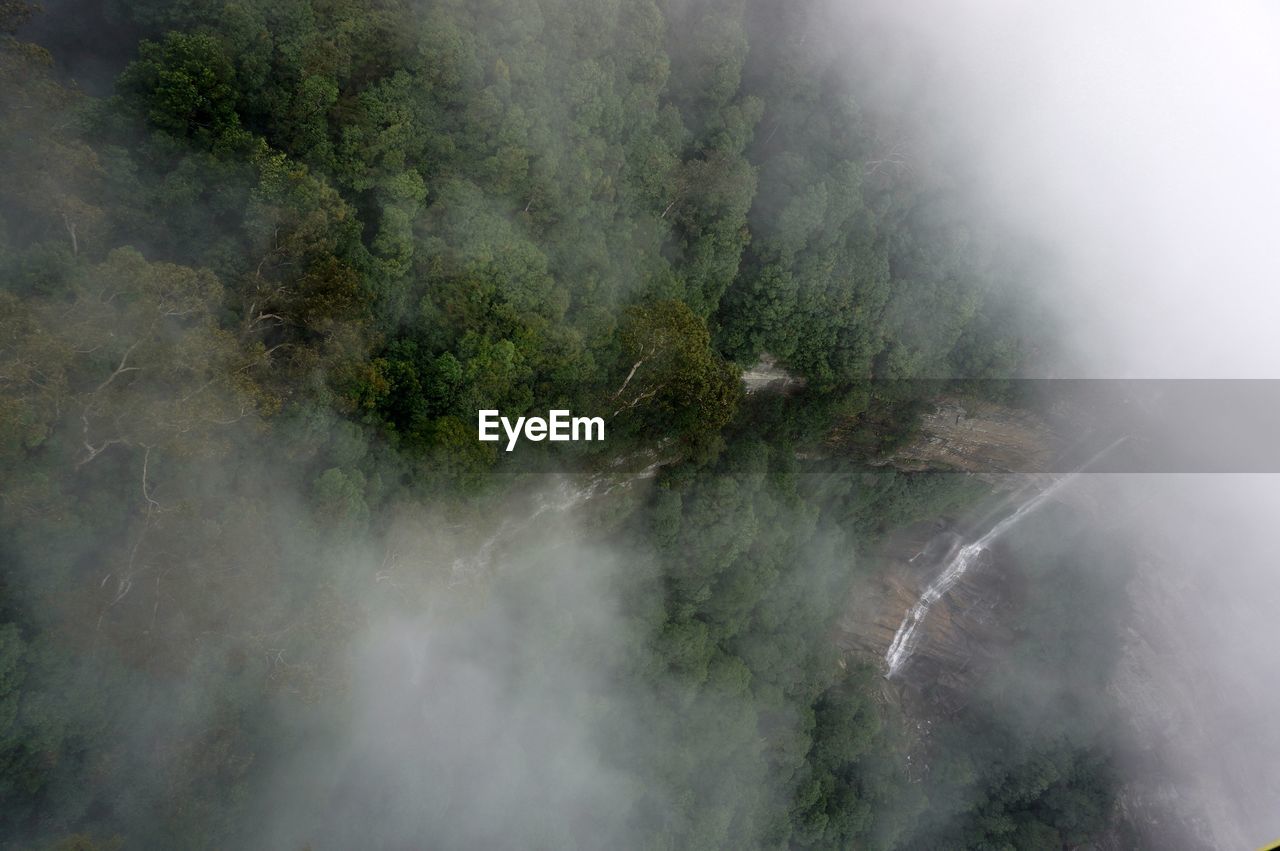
[
  {"left": 61, "top": 212, "right": 78, "bottom": 255},
  {"left": 77, "top": 431, "right": 126, "bottom": 468},
  {"left": 612, "top": 387, "right": 659, "bottom": 418},
  {"left": 612, "top": 354, "right": 651, "bottom": 400},
  {"left": 91, "top": 340, "right": 141, "bottom": 396},
  {"left": 141, "top": 446, "right": 160, "bottom": 515}
]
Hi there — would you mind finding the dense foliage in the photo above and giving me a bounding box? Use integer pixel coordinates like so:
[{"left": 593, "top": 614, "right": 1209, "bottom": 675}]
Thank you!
[{"left": 1, "top": 1, "right": 1114, "bottom": 848}]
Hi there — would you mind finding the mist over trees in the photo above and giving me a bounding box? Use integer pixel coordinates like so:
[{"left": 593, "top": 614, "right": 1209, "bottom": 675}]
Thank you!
[{"left": 2, "top": 1, "right": 1115, "bottom": 848}]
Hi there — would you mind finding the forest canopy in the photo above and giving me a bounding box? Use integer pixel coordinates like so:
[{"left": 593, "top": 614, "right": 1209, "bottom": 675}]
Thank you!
[{"left": 0, "top": 1, "right": 1112, "bottom": 849}]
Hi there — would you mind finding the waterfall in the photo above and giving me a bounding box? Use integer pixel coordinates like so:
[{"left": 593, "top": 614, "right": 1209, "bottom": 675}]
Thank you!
[
  {"left": 884, "top": 439, "right": 1124, "bottom": 678},
  {"left": 448, "top": 465, "right": 660, "bottom": 585}
]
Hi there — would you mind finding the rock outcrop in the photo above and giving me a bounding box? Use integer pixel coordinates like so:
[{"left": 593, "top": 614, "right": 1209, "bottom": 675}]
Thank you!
[
  {"left": 835, "top": 403, "right": 1268, "bottom": 847},
  {"left": 885, "top": 395, "right": 1059, "bottom": 474},
  {"left": 835, "top": 505, "right": 1025, "bottom": 706},
  {"left": 741, "top": 354, "right": 806, "bottom": 394}
]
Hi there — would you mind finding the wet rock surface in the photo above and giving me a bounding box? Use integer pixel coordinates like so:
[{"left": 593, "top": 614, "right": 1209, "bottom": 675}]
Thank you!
[
  {"left": 841, "top": 464, "right": 1270, "bottom": 847},
  {"left": 835, "top": 507, "right": 1022, "bottom": 709}
]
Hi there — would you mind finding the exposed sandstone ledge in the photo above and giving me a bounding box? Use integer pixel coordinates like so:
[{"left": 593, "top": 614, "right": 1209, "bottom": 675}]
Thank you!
[
  {"left": 884, "top": 395, "right": 1059, "bottom": 475},
  {"left": 741, "top": 353, "right": 807, "bottom": 394}
]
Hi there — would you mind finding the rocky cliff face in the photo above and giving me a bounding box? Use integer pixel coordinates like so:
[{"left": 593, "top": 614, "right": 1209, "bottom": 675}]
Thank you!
[
  {"left": 747, "top": 370, "right": 1256, "bottom": 844},
  {"left": 835, "top": 395, "right": 1065, "bottom": 690},
  {"left": 837, "top": 402, "right": 1266, "bottom": 848},
  {"left": 1104, "top": 526, "right": 1280, "bottom": 850},
  {"left": 884, "top": 395, "right": 1060, "bottom": 475},
  {"left": 1103, "top": 547, "right": 1244, "bottom": 850},
  {"left": 835, "top": 514, "right": 1021, "bottom": 706}
]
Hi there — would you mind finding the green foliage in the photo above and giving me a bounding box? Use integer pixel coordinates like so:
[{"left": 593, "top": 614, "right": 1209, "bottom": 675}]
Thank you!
[
  {"left": 0, "top": 3, "right": 1103, "bottom": 850},
  {"left": 118, "top": 32, "right": 250, "bottom": 152},
  {"left": 608, "top": 299, "right": 742, "bottom": 455}
]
